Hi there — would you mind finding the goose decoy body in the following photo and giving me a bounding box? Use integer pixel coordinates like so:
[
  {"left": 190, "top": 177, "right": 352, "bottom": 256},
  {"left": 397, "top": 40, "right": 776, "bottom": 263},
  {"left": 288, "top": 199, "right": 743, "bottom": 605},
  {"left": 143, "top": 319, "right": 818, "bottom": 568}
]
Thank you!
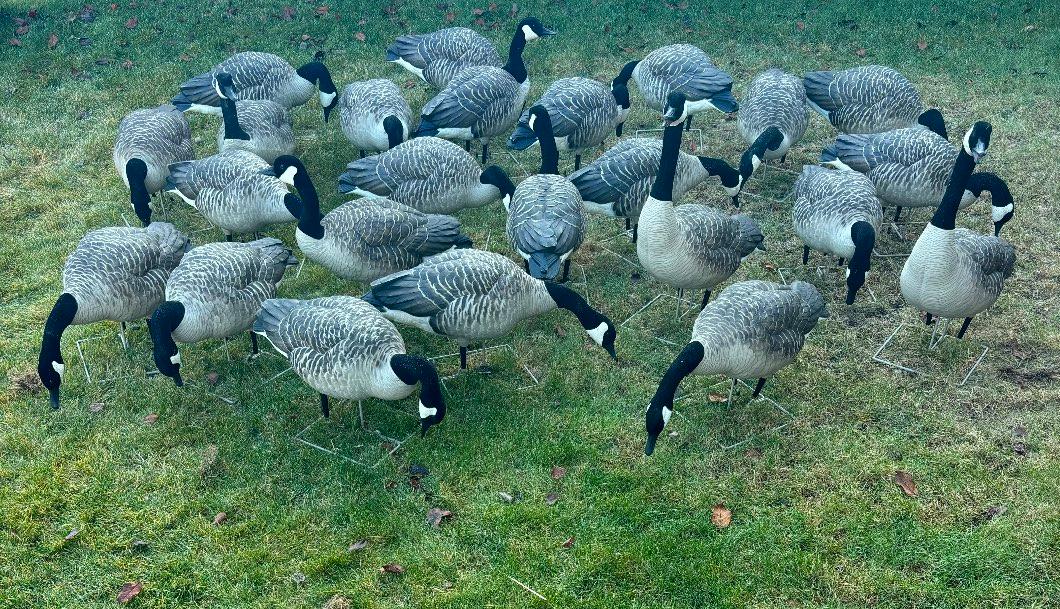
[
  {"left": 172, "top": 51, "right": 337, "bottom": 120},
  {"left": 792, "top": 165, "right": 883, "bottom": 304},
  {"left": 362, "top": 249, "right": 617, "bottom": 370},
  {"left": 387, "top": 17, "right": 555, "bottom": 89},
  {"left": 214, "top": 73, "right": 295, "bottom": 163},
  {"left": 900, "top": 122, "right": 1015, "bottom": 338},
  {"left": 336, "top": 79, "right": 412, "bottom": 158},
  {"left": 38, "top": 223, "right": 190, "bottom": 408},
  {"left": 266, "top": 155, "right": 473, "bottom": 282},
  {"left": 644, "top": 280, "right": 829, "bottom": 455},
  {"left": 254, "top": 296, "right": 446, "bottom": 435},
  {"left": 113, "top": 104, "right": 196, "bottom": 226},
  {"left": 803, "top": 65, "right": 946, "bottom": 136},
  {"left": 338, "top": 136, "right": 515, "bottom": 215},
  {"left": 628, "top": 44, "right": 738, "bottom": 130},
  {"left": 737, "top": 69, "right": 808, "bottom": 164},
  {"left": 150, "top": 238, "right": 297, "bottom": 386}
]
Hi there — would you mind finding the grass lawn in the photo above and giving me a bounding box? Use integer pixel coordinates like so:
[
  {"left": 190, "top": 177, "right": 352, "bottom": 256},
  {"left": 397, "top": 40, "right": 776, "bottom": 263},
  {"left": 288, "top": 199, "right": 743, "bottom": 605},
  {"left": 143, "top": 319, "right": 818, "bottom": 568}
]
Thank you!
[{"left": 2, "top": 0, "right": 1060, "bottom": 606}]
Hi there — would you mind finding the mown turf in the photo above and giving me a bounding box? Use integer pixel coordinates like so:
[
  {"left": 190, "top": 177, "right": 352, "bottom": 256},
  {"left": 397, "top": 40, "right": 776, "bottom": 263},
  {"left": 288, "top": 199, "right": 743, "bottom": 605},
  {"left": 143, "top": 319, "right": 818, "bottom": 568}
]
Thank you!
[{"left": 1, "top": 1, "right": 1059, "bottom": 607}]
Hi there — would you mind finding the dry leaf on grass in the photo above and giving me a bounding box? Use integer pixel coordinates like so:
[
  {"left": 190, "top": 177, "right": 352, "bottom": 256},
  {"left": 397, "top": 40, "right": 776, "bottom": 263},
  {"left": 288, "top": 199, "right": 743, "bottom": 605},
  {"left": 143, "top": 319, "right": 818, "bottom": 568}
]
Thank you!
[
  {"left": 916, "top": 37, "right": 927, "bottom": 51},
  {"left": 893, "top": 470, "right": 917, "bottom": 496},
  {"left": 855, "top": 48, "right": 867, "bottom": 57},
  {"left": 117, "top": 582, "right": 142, "bottom": 604},
  {"left": 545, "top": 492, "right": 560, "bottom": 506},
  {"left": 48, "top": 33, "right": 58, "bottom": 48},
  {"left": 560, "top": 536, "right": 574, "bottom": 548},
  {"left": 380, "top": 563, "right": 405, "bottom": 575},
  {"left": 354, "top": 31, "right": 366, "bottom": 42},
  {"left": 711, "top": 504, "right": 731, "bottom": 528},
  {"left": 323, "top": 595, "right": 351, "bottom": 609},
  {"left": 708, "top": 393, "right": 727, "bottom": 403},
  {"left": 426, "top": 507, "right": 452, "bottom": 528},
  {"left": 498, "top": 491, "right": 515, "bottom": 503},
  {"left": 796, "top": 20, "right": 805, "bottom": 31},
  {"left": 550, "top": 465, "right": 566, "bottom": 480},
  {"left": 125, "top": 16, "right": 138, "bottom": 28},
  {"left": 281, "top": 6, "right": 295, "bottom": 20},
  {"left": 348, "top": 539, "right": 368, "bottom": 552},
  {"left": 143, "top": 413, "right": 159, "bottom": 424},
  {"left": 212, "top": 512, "right": 227, "bottom": 526}
]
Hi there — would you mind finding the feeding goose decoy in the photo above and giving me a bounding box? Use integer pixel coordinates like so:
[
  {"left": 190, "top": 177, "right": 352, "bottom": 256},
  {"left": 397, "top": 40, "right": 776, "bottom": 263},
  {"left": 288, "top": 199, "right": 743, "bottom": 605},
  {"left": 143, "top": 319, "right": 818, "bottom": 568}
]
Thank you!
[
  {"left": 362, "top": 249, "right": 617, "bottom": 370},
  {"left": 643, "top": 280, "right": 828, "bottom": 455},
  {"left": 165, "top": 149, "right": 300, "bottom": 240},
  {"left": 266, "top": 155, "right": 473, "bottom": 283},
  {"left": 635, "top": 94, "right": 765, "bottom": 309},
  {"left": 900, "top": 122, "right": 1015, "bottom": 338},
  {"left": 803, "top": 65, "right": 946, "bottom": 136},
  {"left": 627, "top": 44, "right": 738, "bottom": 131},
  {"left": 254, "top": 296, "right": 446, "bottom": 435},
  {"left": 737, "top": 69, "right": 808, "bottom": 165},
  {"left": 113, "top": 104, "right": 196, "bottom": 226},
  {"left": 171, "top": 50, "right": 337, "bottom": 120},
  {"left": 792, "top": 166, "right": 883, "bottom": 305},
  {"left": 214, "top": 73, "right": 295, "bottom": 163},
  {"left": 338, "top": 136, "right": 515, "bottom": 215},
  {"left": 507, "top": 63, "right": 637, "bottom": 170},
  {"left": 414, "top": 17, "right": 555, "bottom": 163},
  {"left": 506, "top": 106, "right": 586, "bottom": 282},
  {"left": 150, "top": 238, "right": 297, "bottom": 386},
  {"left": 38, "top": 223, "right": 190, "bottom": 408},
  {"left": 387, "top": 17, "right": 555, "bottom": 89},
  {"left": 336, "top": 78, "right": 412, "bottom": 158}
]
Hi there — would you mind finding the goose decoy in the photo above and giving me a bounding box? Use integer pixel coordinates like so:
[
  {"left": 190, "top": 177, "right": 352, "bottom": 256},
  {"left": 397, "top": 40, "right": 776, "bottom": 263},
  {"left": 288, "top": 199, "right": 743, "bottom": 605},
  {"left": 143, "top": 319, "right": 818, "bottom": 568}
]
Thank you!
[
  {"left": 254, "top": 297, "right": 446, "bottom": 435},
  {"left": 737, "top": 69, "right": 808, "bottom": 165},
  {"left": 336, "top": 79, "right": 412, "bottom": 158},
  {"left": 214, "top": 73, "right": 295, "bottom": 163},
  {"left": 506, "top": 106, "right": 585, "bottom": 282},
  {"left": 507, "top": 63, "right": 637, "bottom": 170},
  {"left": 636, "top": 94, "right": 765, "bottom": 309},
  {"left": 792, "top": 166, "right": 883, "bottom": 304},
  {"left": 171, "top": 50, "right": 337, "bottom": 120},
  {"left": 150, "top": 238, "right": 297, "bottom": 386},
  {"left": 362, "top": 249, "right": 617, "bottom": 370},
  {"left": 265, "top": 155, "right": 473, "bottom": 283},
  {"left": 900, "top": 122, "right": 1015, "bottom": 338},
  {"left": 414, "top": 18, "right": 555, "bottom": 163},
  {"left": 387, "top": 17, "right": 555, "bottom": 89},
  {"left": 165, "top": 149, "right": 300, "bottom": 240},
  {"left": 113, "top": 105, "right": 196, "bottom": 226},
  {"left": 644, "top": 280, "right": 828, "bottom": 455},
  {"left": 37, "top": 223, "right": 190, "bottom": 408},
  {"left": 338, "top": 136, "right": 515, "bottom": 215},
  {"left": 803, "top": 65, "right": 946, "bottom": 136},
  {"left": 628, "top": 44, "right": 738, "bottom": 131}
]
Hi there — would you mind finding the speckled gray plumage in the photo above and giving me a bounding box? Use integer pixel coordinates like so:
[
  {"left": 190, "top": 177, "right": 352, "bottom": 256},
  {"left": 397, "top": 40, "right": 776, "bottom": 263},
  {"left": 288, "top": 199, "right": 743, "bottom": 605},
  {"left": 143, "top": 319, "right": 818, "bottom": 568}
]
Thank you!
[
  {"left": 387, "top": 27, "right": 503, "bottom": 88},
  {"left": 175, "top": 52, "right": 318, "bottom": 109},
  {"left": 337, "top": 79, "right": 411, "bottom": 152},
  {"left": 216, "top": 99, "right": 294, "bottom": 163},
  {"left": 631, "top": 44, "right": 736, "bottom": 113},
  {"left": 804, "top": 65, "right": 923, "bottom": 134},
  {"left": 515, "top": 77, "right": 624, "bottom": 152},
  {"left": 506, "top": 174, "right": 585, "bottom": 272},
  {"left": 113, "top": 105, "right": 195, "bottom": 193},
  {"left": 737, "top": 69, "right": 807, "bottom": 160},
  {"left": 420, "top": 66, "right": 530, "bottom": 141},
  {"left": 792, "top": 165, "right": 882, "bottom": 258}
]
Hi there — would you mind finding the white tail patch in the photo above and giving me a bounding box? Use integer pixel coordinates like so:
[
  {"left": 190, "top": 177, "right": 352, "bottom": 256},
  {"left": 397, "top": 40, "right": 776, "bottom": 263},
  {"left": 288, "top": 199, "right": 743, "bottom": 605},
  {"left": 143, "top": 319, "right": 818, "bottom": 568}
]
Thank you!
[
  {"left": 390, "top": 57, "right": 425, "bottom": 81},
  {"left": 188, "top": 104, "right": 223, "bottom": 116},
  {"left": 418, "top": 400, "right": 438, "bottom": 419}
]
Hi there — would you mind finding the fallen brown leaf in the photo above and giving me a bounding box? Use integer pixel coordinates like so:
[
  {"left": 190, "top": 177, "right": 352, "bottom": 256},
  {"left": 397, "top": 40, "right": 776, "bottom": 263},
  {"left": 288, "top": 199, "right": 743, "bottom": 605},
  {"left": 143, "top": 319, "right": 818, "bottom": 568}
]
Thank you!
[
  {"left": 212, "top": 512, "right": 227, "bottom": 526},
  {"left": 472, "top": 7, "right": 484, "bottom": 15},
  {"left": 348, "top": 539, "right": 369, "bottom": 551},
  {"left": 545, "top": 492, "right": 560, "bottom": 506},
  {"left": 27, "top": 8, "right": 38, "bottom": 18},
  {"left": 354, "top": 31, "right": 366, "bottom": 42},
  {"left": 762, "top": 261, "right": 777, "bottom": 271},
  {"left": 972, "top": 504, "right": 1006, "bottom": 525},
  {"left": 380, "top": 563, "right": 405, "bottom": 575},
  {"left": 711, "top": 503, "right": 731, "bottom": 528},
  {"left": 117, "top": 582, "right": 142, "bottom": 604},
  {"left": 553, "top": 324, "right": 567, "bottom": 338},
  {"left": 48, "top": 32, "right": 58, "bottom": 48},
  {"left": 179, "top": 53, "right": 191, "bottom": 61},
  {"left": 1024, "top": 24, "right": 1037, "bottom": 32},
  {"left": 143, "top": 413, "right": 159, "bottom": 424},
  {"left": 445, "top": 11, "right": 455, "bottom": 22},
  {"left": 916, "top": 37, "right": 927, "bottom": 51},
  {"left": 315, "top": 5, "right": 329, "bottom": 15},
  {"left": 125, "top": 16, "right": 138, "bottom": 28},
  {"left": 16, "top": 24, "right": 28, "bottom": 35},
  {"left": 707, "top": 393, "right": 727, "bottom": 403},
  {"left": 88, "top": 402, "right": 104, "bottom": 413},
  {"left": 550, "top": 465, "right": 567, "bottom": 480},
  {"left": 893, "top": 470, "right": 917, "bottom": 497},
  {"left": 855, "top": 48, "right": 867, "bottom": 58},
  {"left": 281, "top": 6, "right": 295, "bottom": 20},
  {"left": 205, "top": 371, "right": 219, "bottom": 386},
  {"left": 121, "top": 59, "right": 133, "bottom": 69},
  {"left": 8, "top": 38, "right": 21, "bottom": 47},
  {"left": 323, "top": 595, "right": 351, "bottom": 609},
  {"left": 509, "top": 3, "right": 519, "bottom": 18},
  {"left": 796, "top": 20, "right": 805, "bottom": 31},
  {"left": 560, "top": 536, "right": 574, "bottom": 548},
  {"left": 426, "top": 507, "right": 452, "bottom": 528}
]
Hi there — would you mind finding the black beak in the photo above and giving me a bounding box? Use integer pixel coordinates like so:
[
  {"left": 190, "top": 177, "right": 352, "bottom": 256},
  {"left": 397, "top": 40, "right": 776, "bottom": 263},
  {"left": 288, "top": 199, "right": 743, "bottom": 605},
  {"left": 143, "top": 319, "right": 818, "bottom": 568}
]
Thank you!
[
  {"left": 644, "top": 433, "right": 658, "bottom": 456},
  {"left": 993, "top": 222, "right": 1002, "bottom": 237},
  {"left": 731, "top": 194, "right": 740, "bottom": 208},
  {"left": 845, "top": 288, "right": 857, "bottom": 306},
  {"left": 260, "top": 168, "right": 277, "bottom": 177},
  {"left": 49, "top": 387, "right": 60, "bottom": 410},
  {"left": 615, "top": 123, "right": 624, "bottom": 137},
  {"left": 172, "top": 371, "right": 184, "bottom": 387},
  {"left": 322, "top": 104, "right": 334, "bottom": 123},
  {"left": 605, "top": 344, "right": 617, "bottom": 360},
  {"left": 420, "top": 419, "right": 433, "bottom": 438}
]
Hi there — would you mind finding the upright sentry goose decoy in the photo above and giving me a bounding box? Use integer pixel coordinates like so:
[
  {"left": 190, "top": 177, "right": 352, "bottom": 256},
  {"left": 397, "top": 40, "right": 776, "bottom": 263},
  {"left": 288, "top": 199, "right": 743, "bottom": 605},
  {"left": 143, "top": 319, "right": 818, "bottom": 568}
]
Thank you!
[
  {"left": 627, "top": 44, "right": 738, "bottom": 131},
  {"left": 150, "top": 238, "right": 297, "bottom": 386},
  {"left": 362, "top": 249, "right": 617, "bottom": 370},
  {"left": 215, "top": 73, "right": 295, "bottom": 163},
  {"left": 900, "top": 122, "right": 1015, "bottom": 338},
  {"left": 113, "top": 105, "right": 196, "bottom": 226},
  {"left": 506, "top": 106, "right": 586, "bottom": 282},
  {"left": 336, "top": 79, "right": 412, "bottom": 158},
  {"left": 266, "top": 155, "right": 473, "bottom": 282},
  {"left": 172, "top": 50, "right": 338, "bottom": 120},
  {"left": 508, "top": 63, "right": 637, "bottom": 170},
  {"left": 338, "top": 136, "right": 516, "bottom": 215},
  {"left": 387, "top": 18, "right": 554, "bottom": 89},
  {"left": 643, "top": 280, "right": 828, "bottom": 455},
  {"left": 636, "top": 94, "right": 766, "bottom": 308},
  {"left": 792, "top": 166, "right": 883, "bottom": 304},
  {"left": 803, "top": 65, "right": 946, "bottom": 136},
  {"left": 37, "top": 223, "right": 190, "bottom": 408},
  {"left": 254, "top": 296, "right": 446, "bottom": 435},
  {"left": 165, "top": 149, "right": 300, "bottom": 239},
  {"left": 737, "top": 69, "right": 808, "bottom": 164},
  {"left": 415, "top": 17, "right": 555, "bottom": 163}
]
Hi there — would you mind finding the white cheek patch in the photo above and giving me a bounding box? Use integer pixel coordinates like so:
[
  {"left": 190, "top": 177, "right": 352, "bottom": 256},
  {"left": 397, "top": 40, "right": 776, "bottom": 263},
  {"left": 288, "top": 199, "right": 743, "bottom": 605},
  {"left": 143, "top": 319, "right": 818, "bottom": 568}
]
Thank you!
[
  {"left": 521, "top": 25, "right": 538, "bottom": 41},
  {"left": 586, "top": 322, "right": 608, "bottom": 346},
  {"left": 527, "top": 114, "right": 537, "bottom": 131},
  {"left": 52, "top": 361, "right": 65, "bottom": 376},
  {"left": 661, "top": 405, "right": 673, "bottom": 425},
  {"left": 992, "top": 203, "right": 1013, "bottom": 223},
  {"left": 418, "top": 401, "right": 438, "bottom": 419},
  {"left": 751, "top": 155, "right": 762, "bottom": 171},
  {"left": 502, "top": 193, "right": 512, "bottom": 210},
  {"left": 170, "top": 353, "right": 182, "bottom": 365},
  {"left": 319, "top": 90, "right": 337, "bottom": 107},
  {"left": 214, "top": 80, "right": 227, "bottom": 100},
  {"left": 279, "top": 166, "right": 298, "bottom": 186},
  {"left": 962, "top": 128, "right": 974, "bottom": 155},
  {"left": 845, "top": 268, "right": 851, "bottom": 279}
]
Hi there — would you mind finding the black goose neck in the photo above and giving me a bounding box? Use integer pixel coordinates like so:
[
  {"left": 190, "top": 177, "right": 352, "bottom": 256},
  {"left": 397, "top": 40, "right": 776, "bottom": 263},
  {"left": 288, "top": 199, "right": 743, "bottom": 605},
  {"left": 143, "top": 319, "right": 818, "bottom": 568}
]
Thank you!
[
  {"left": 43, "top": 293, "right": 78, "bottom": 342},
  {"left": 930, "top": 148, "right": 977, "bottom": 231},
  {"left": 126, "top": 159, "right": 152, "bottom": 225},
  {"left": 699, "top": 157, "right": 739, "bottom": 188},
  {"left": 532, "top": 111, "right": 559, "bottom": 175},
  {"left": 544, "top": 282, "right": 587, "bottom": 317},
  {"left": 296, "top": 60, "right": 336, "bottom": 94},
  {"left": 652, "top": 341, "right": 703, "bottom": 409},
  {"left": 383, "top": 115, "right": 405, "bottom": 150},
  {"left": 219, "top": 97, "right": 250, "bottom": 141},
  {"left": 503, "top": 29, "right": 529, "bottom": 83},
  {"left": 849, "top": 221, "right": 875, "bottom": 271},
  {"left": 650, "top": 123, "right": 683, "bottom": 202}
]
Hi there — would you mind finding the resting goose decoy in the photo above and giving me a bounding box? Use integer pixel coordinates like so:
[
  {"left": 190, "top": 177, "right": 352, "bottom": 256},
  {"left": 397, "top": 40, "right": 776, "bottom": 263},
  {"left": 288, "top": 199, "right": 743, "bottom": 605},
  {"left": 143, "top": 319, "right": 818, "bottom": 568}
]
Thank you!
[
  {"left": 362, "top": 249, "right": 616, "bottom": 370},
  {"left": 803, "top": 65, "right": 946, "bottom": 136},
  {"left": 506, "top": 106, "right": 586, "bottom": 282},
  {"left": 37, "top": 223, "right": 190, "bottom": 408},
  {"left": 338, "top": 136, "right": 515, "bottom": 215},
  {"left": 415, "top": 18, "right": 555, "bottom": 163},
  {"left": 254, "top": 297, "right": 445, "bottom": 435},
  {"left": 214, "top": 73, "right": 295, "bottom": 163},
  {"left": 165, "top": 149, "right": 300, "bottom": 239},
  {"left": 628, "top": 44, "right": 738, "bottom": 131},
  {"left": 737, "top": 69, "right": 808, "bottom": 164},
  {"left": 336, "top": 79, "right": 412, "bottom": 158},
  {"left": 900, "top": 122, "right": 1015, "bottom": 338},
  {"left": 636, "top": 94, "right": 766, "bottom": 308},
  {"left": 644, "top": 280, "right": 828, "bottom": 455},
  {"left": 113, "top": 105, "right": 196, "bottom": 226},
  {"left": 387, "top": 17, "right": 554, "bottom": 89},
  {"left": 507, "top": 63, "right": 637, "bottom": 170},
  {"left": 266, "top": 155, "right": 472, "bottom": 283},
  {"left": 172, "top": 51, "right": 338, "bottom": 120},
  {"left": 792, "top": 166, "right": 883, "bottom": 304},
  {"left": 150, "top": 238, "right": 297, "bottom": 386}
]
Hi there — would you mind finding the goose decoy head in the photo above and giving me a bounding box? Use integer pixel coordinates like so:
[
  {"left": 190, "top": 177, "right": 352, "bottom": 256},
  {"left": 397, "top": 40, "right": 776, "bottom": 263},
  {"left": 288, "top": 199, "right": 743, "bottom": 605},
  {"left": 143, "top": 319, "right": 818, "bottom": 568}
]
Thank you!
[
  {"left": 844, "top": 222, "right": 876, "bottom": 305},
  {"left": 480, "top": 165, "right": 516, "bottom": 208},
  {"left": 390, "top": 354, "right": 446, "bottom": 437},
  {"left": 213, "top": 72, "right": 238, "bottom": 101},
  {"left": 518, "top": 17, "right": 556, "bottom": 41},
  {"left": 963, "top": 121, "right": 992, "bottom": 164},
  {"left": 662, "top": 92, "right": 688, "bottom": 127},
  {"left": 644, "top": 341, "right": 705, "bottom": 456},
  {"left": 967, "top": 172, "right": 1014, "bottom": 237},
  {"left": 150, "top": 301, "right": 186, "bottom": 387},
  {"left": 584, "top": 311, "right": 618, "bottom": 361},
  {"left": 383, "top": 115, "right": 406, "bottom": 150},
  {"left": 297, "top": 50, "right": 338, "bottom": 122},
  {"left": 38, "top": 293, "right": 77, "bottom": 410},
  {"left": 261, "top": 155, "right": 306, "bottom": 187},
  {"left": 918, "top": 108, "right": 948, "bottom": 140},
  {"left": 739, "top": 126, "right": 783, "bottom": 182}
]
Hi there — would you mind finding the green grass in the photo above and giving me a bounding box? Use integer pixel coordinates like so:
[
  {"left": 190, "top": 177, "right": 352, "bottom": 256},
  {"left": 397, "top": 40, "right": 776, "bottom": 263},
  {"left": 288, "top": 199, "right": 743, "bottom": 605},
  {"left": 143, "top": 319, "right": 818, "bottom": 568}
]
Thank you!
[{"left": 2, "top": 0, "right": 1060, "bottom": 607}]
